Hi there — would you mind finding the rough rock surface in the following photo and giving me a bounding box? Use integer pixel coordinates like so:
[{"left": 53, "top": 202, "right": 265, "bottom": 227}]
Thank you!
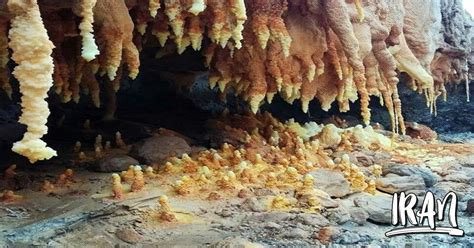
[
  {"left": 383, "top": 164, "right": 438, "bottom": 187},
  {"left": 310, "top": 169, "right": 351, "bottom": 197},
  {"left": 130, "top": 135, "right": 191, "bottom": 164},
  {"left": 353, "top": 193, "right": 393, "bottom": 224},
  {"left": 96, "top": 154, "right": 139, "bottom": 172},
  {"left": 376, "top": 175, "right": 426, "bottom": 193}
]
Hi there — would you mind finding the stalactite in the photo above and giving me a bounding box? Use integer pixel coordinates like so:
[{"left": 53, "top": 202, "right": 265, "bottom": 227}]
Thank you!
[
  {"left": 78, "top": 0, "right": 100, "bottom": 62},
  {"left": 8, "top": 0, "right": 57, "bottom": 163}
]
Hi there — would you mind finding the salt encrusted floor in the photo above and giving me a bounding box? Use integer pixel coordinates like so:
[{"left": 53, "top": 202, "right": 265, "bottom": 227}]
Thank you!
[{"left": 1, "top": 127, "right": 474, "bottom": 247}]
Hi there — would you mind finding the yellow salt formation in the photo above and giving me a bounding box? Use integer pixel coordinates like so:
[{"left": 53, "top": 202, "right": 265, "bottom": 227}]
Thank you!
[
  {"left": 181, "top": 153, "right": 199, "bottom": 173},
  {"left": 9, "top": 0, "right": 57, "bottom": 163},
  {"left": 318, "top": 124, "right": 342, "bottom": 149},
  {"left": 270, "top": 195, "right": 295, "bottom": 210},
  {"left": 73, "top": 141, "right": 82, "bottom": 153},
  {"left": 104, "top": 141, "right": 111, "bottom": 150},
  {"left": 350, "top": 171, "right": 368, "bottom": 192},
  {"left": 371, "top": 164, "right": 383, "bottom": 177},
  {"left": 365, "top": 179, "right": 376, "bottom": 195},
  {"left": 94, "top": 146, "right": 103, "bottom": 159},
  {"left": 295, "top": 174, "right": 323, "bottom": 212},
  {"left": 265, "top": 172, "right": 278, "bottom": 188},
  {"left": 306, "top": 195, "right": 322, "bottom": 212},
  {"left": 144, "top": 166, "right": 156, "bottom": 178},
  {"left": 174, "top": 175, "right": 192, "bottom": 195},
  {"left": 1, "top": 190, "right": 22, "bottom": 202},
  {"left": 157, "top": 195, "right": 177, "bottom": 222},
  {"left": 121, "top": 165, "right": 135, "bottom": 183},
  {"left": 282, "top": 167, "right": 300, "bottom": 184},
  {"left": 41, "top": 180, "right": 55, "bottom": 194},
  {"left": 188, "top": 0, "right": 206, "bottom": 16},
  {"left": 94, "top": 134, "right": 103, "bottom": 150},
  {"left": 65, "top": 168, "right": 74, "bottom": 182},
  {"left": 78, "top": 0, "right": 100, "bottom": 61},
  {"left": 112, "top": 173, "right": 124, "bottom": 199},
  {"left": 79, "top": 152, "right": 87, "bottom": 160},
  {"left": 131, "top": 166, "right": 145, "bottom": 192},
  {"left": 56, "top": 174, "right": 70, "bottom": 187},
  {"left": 302, "top": 174, "right": 314, "bottom": 190},
  {"left": 351, "top": 125, "right": 391, "bottom": 149},
  {"left": 217, "top": 171, "right": 238, "bottom": 190},
  {"left": 115, "top": 131, "right": 127, "bottom": 149},
  {"left": 149, "top": 0, "right": 161, "bottom": 18}
]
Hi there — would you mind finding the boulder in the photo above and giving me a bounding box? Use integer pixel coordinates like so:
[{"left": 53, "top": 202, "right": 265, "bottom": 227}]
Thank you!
[
  {"left": 96, "top": 154, "right": 139, "bottom": 172},
  {"left": 115, "top": 227, "right": 143, "bottom": 244},
  {"left": 353, "top": 193, "right": 392, "bottom": 224},
  {"left": 130, "top": 135, "right": 191, "bottom": 164},
  {"left": 383, "top": 164, "right": 438, "bottom": 187},
  {"left": 310, "top": 169, "right": 351, "bottom": 197},
  {"left": 376, "top": 175, "right": 426, "bottom": 194}
]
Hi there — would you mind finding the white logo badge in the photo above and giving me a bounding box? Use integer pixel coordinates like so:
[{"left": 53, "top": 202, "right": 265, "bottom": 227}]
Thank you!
[{"left": 385, "top": 191, "right": 464, "bottom": 237}]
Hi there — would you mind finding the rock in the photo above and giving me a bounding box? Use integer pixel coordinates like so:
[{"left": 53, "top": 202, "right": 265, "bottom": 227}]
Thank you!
[
  {"left": 96, "top": 154, "right": 139, "bottom": 172},
  {"left": 252, "top": 187, "right": 277, "bottom": 196},
  {"left": 209, "top": 237, "right": 264, "bottom": 248},
  {"left": 115, "top": 227, "right": 143, "bottom": 244},
  {"left": 326, "top": 207, "right": 351, "bottom": 224},
  {"left": 383, "top": 164, "right": 438, "bottom": 187},
  {"left": 217, "top": 208, "right": 233, "bottom": 217},
  {"left": 130, "top": 135, "right": 191, "bottom": 164},
  {"left": 264, "top": 222, "right": 282, "bottom": 229},
  {"left": 405, "top": 122, "right": 437, "bottom": 141},
  {"left": 6, "top": 172, "right": 32, "bottom": 190},
  {"left": 310, "top": 169, "right": 351, "bottom": 197},
  {"left": 376, "top": 175, "right": 426, "bottom": 194},
  {"left": 251, "top": 212, "right": 293, "bottom": 223},
  {"left": 296, "top": 213, "right": 330, "bottom": 227},
  {"left": 241, "top": 197, "right": 265, "bottom": 212},
  {"left": 353, "top": 193, "right": 392, "bottom": 224},
  {"left": 336, "top": 231, "right": 361, "bottom": 244},
  {"left": 316, "top": 226, "right": 341, "bottom": 244},
  {"left": 467, "top": 199, "right": 474, "bottom": 215},
  {"left": 431, "top": 181, "right": 471, "bottom": 197},
  {"left": 406, "top": 240, "right": 429, "bottom": 248},
  {"left": 298, "top": 190, "right": 339, "bottom": 208},
  {"left": 352, "top": 151, "right": 374, "bottom": 166},
  {"left": 443, "top": 173, "right": 471, "bottom": 184},
  {"left": 348, "top": 207, "right": 369, "bottom": 225},
  {"left": 458, "top": 154, "right": 474, "bottom": 168},
  {"left": 82, "top": 235, "right": 115, "bottom": 247},
  {"left": 283, "top": 228, "right": 309, "bottom": 239}
]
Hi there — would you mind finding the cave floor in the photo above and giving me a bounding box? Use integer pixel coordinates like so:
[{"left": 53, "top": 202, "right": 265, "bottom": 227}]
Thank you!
[{"left": 1, "top": 128, "right": 474, "bottom": 247}]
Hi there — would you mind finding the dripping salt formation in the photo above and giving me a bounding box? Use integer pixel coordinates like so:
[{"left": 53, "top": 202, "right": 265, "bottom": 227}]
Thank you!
[
  {"left": 8, "top": 0, "right": 57, "bottom": 163},
  {"left": 0, "top": 0, "right": 471, "bottom": 163}
]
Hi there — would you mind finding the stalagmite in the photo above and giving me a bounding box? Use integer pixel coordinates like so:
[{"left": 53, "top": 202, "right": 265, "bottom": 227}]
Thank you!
[{"left": 9, "top": 0, "right": 57, "bottom": 163}]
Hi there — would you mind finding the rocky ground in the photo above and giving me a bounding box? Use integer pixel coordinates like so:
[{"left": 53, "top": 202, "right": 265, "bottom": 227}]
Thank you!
[{"left": 0, "top": 116, "right": 474, "bottom": 247}]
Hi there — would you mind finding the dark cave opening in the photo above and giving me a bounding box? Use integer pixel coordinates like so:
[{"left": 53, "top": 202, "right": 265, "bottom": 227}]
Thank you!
[{"left": 1, "top": 45, "right": 474, "bottom": 169}]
